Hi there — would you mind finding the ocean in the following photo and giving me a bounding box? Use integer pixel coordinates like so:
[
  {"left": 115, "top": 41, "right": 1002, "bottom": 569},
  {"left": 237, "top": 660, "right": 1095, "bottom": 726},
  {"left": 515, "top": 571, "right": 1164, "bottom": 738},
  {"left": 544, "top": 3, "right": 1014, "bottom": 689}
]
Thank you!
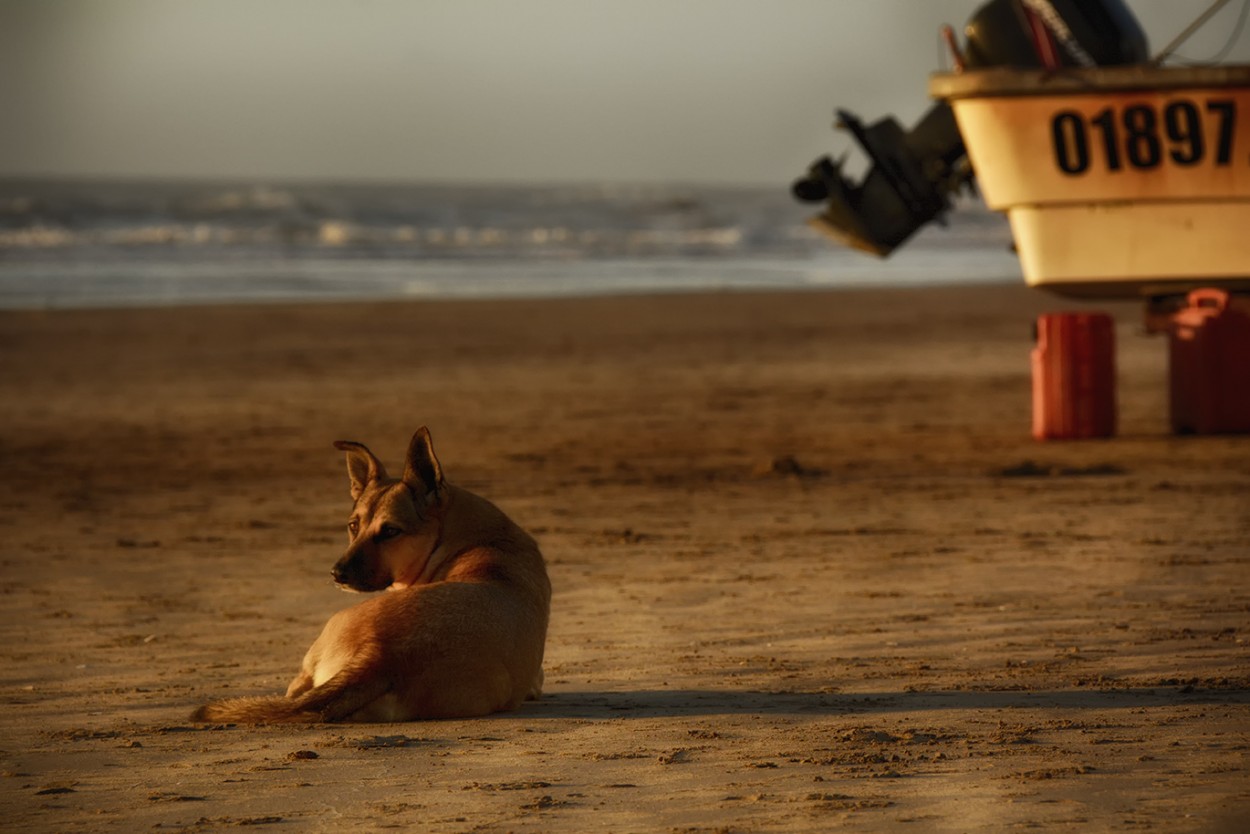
[{"left": 0, "top": 179, "right": 1021, "bottom": 309}]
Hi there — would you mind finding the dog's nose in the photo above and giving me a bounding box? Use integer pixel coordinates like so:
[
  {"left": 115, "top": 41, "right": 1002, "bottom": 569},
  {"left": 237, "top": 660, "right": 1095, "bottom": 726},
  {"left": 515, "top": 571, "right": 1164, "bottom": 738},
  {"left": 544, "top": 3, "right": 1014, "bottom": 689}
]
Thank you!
[{"left": 332, "top": 562, "right": 349, "bottom": 584}]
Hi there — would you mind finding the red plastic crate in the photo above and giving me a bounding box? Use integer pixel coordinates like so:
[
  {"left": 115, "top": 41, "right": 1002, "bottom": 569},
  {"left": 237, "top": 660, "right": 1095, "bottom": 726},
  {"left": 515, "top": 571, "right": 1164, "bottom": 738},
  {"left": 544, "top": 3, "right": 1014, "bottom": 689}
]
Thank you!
[
  {"left": 1169, "top": 288, "right": 1250, "bottom": 435},
  {"left": 1031, "top": 312, "right": 1117, "bottom": 440}
]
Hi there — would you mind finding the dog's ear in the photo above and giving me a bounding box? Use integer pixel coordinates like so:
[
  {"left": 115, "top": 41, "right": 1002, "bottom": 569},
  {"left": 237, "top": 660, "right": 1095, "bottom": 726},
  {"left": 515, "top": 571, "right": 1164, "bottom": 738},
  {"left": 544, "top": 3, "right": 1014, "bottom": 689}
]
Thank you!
[
  {"left": 402, "top": 426, "right": 445, "bottom": 500},
  {"left": 333, "top": 440, "right": 387, "bottom": 501}
]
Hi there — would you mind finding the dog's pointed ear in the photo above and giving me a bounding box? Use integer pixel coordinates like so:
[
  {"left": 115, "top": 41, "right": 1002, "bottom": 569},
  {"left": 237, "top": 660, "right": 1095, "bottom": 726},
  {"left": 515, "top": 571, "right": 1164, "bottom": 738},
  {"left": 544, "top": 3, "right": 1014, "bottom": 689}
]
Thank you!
[
  {"left": 333, "top": 440, "right": 388, "bottom": 501},
  {"left": 402, "top": 426, "right": 444, "bottom": 499}
]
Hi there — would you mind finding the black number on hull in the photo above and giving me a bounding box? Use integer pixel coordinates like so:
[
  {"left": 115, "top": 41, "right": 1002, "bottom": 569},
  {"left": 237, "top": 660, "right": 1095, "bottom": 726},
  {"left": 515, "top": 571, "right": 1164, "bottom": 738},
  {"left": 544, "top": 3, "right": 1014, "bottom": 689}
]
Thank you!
[{"left": 1050, "top": 99, "right": 1237, "bottom": 175}]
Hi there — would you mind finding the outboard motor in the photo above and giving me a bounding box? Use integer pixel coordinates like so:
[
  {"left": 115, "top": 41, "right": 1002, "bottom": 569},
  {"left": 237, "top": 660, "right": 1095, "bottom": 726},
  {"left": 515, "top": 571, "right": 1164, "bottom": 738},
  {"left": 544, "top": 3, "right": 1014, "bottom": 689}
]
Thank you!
[{"left": 792, "top": 0, "right": 1149, "bottom": 256}]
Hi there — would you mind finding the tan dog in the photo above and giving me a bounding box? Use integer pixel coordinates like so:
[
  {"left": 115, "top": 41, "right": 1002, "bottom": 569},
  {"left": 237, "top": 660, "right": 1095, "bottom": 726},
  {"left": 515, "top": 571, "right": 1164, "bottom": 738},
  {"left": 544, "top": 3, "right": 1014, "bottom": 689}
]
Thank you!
[{"left": 191, "top": 427, "right": 550, "bottom": 723}]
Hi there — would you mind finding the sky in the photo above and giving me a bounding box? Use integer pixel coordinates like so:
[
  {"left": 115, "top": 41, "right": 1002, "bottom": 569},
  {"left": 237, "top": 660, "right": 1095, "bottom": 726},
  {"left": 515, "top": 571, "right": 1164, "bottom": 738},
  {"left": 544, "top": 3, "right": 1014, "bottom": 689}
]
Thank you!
[{"left": 1, "top": 0, "right": 1247, "bottom": 185}]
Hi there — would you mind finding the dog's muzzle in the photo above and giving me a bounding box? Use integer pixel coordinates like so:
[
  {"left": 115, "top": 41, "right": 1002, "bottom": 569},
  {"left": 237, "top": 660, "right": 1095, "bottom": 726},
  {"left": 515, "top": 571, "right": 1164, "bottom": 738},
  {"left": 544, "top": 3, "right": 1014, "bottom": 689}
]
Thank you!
[{"left": 332, "top": 549, "right": 383, "bottom": 592}]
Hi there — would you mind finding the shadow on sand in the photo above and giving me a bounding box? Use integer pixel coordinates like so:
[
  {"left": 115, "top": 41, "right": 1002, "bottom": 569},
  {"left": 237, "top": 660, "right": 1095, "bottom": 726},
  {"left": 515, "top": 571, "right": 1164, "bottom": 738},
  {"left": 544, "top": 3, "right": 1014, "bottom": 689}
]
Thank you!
[{"left": 530, "top": 685, "right": 1250, "bottom": 720}]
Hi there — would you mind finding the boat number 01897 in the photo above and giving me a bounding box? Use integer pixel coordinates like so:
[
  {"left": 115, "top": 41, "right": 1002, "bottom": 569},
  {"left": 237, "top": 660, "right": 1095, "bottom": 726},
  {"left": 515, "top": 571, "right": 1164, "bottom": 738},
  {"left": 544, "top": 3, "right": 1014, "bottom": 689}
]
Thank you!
[{"left": 1049, "top": 99, "right": 1237, "bottom": 175}]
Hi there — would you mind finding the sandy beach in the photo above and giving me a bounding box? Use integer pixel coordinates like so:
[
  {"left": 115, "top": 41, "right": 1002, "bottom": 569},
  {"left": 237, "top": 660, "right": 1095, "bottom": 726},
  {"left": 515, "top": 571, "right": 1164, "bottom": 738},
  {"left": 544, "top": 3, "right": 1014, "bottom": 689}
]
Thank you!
[{"left": 1, "top": 283, "right": 1247, "bottom": 832}]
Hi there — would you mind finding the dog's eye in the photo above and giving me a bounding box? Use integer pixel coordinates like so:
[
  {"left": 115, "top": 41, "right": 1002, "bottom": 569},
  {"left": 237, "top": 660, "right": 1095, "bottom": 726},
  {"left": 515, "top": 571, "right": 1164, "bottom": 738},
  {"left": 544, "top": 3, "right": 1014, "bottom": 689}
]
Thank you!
[
  {"left": 375, "top": 524, "right": 403, "bottom": 542},
  {"left": 347, "top": 520, "right": 359, "bottom": 536}
]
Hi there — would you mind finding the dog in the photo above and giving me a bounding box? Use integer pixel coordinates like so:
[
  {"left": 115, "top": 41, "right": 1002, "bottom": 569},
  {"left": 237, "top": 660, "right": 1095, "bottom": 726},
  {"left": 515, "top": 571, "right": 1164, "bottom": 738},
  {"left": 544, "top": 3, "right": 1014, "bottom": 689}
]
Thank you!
[{"left": 190, "top": 427, "right": 550, "bottom": 723}]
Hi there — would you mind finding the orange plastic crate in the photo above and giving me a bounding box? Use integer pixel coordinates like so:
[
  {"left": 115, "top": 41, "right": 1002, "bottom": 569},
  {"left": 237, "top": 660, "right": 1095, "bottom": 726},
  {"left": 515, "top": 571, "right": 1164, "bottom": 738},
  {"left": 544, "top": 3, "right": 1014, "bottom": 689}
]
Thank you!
[
  {"left": 1169, "top": 288, "right": 1250, "bottom": 435},
  {"left": 1031, "top": 312, "right": 1117, "bottom": 440}
]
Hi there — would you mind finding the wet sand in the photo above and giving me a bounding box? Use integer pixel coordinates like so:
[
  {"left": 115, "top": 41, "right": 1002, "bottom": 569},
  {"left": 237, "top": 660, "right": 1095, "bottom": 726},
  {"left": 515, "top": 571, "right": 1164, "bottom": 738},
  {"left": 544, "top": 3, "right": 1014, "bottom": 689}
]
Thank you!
[{"left": 1, "top": 284, "right": 1248, "bottom": 832}]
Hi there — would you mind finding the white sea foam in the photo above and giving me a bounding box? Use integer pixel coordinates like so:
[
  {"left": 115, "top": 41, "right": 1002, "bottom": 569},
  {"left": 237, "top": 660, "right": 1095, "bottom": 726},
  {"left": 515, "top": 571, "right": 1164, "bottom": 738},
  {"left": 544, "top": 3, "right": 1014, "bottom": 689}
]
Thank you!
[{"left": 0, "top": 180, "right": 1018, "bottom": 309}]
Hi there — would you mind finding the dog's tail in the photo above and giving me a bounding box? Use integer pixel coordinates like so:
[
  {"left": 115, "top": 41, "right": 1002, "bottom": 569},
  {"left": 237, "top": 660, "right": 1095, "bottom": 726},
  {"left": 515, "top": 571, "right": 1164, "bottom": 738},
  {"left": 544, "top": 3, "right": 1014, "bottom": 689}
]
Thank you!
[
  {"left": 189, "top": 661, "right": 389, "bottom": 724},
  {"left": 189, "top": 694, "right": 322, "bottom": 724}
]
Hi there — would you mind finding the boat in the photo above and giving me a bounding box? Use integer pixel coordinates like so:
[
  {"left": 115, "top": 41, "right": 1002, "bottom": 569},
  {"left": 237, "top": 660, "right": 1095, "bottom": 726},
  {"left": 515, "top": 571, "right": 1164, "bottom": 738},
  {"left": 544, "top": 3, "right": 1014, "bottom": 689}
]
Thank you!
[
  {"left": 791, "top": 0, "right": 1250, "bottom": 436},
  {"left": 931, "top": 61, "right": 1250, "bottom": 299},
  {"left": 792, "top": 0, "right": 1250, "bottom": 302}
]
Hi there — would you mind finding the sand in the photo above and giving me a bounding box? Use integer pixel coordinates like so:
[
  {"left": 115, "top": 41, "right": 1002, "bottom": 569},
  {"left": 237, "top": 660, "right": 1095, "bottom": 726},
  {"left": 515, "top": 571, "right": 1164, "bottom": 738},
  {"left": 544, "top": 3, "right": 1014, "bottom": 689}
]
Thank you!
[{"left": 1, "top": 283, "right": 1247, "bottom": 832}]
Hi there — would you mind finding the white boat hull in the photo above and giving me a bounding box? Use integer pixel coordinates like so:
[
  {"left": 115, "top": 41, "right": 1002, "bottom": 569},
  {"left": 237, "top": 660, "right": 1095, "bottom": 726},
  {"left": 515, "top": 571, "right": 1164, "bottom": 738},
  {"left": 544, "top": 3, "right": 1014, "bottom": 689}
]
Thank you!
[{"left": 931, "top": 66, "right": 1250, "bottom": 297}]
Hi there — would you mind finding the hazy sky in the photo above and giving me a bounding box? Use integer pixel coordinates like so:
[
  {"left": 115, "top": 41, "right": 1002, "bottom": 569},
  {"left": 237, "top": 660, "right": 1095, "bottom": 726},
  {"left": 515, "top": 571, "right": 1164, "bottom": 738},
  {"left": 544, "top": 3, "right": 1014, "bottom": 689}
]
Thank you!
[{"left": 2, "top": 0, "right": 1246, "bottom": 185}]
